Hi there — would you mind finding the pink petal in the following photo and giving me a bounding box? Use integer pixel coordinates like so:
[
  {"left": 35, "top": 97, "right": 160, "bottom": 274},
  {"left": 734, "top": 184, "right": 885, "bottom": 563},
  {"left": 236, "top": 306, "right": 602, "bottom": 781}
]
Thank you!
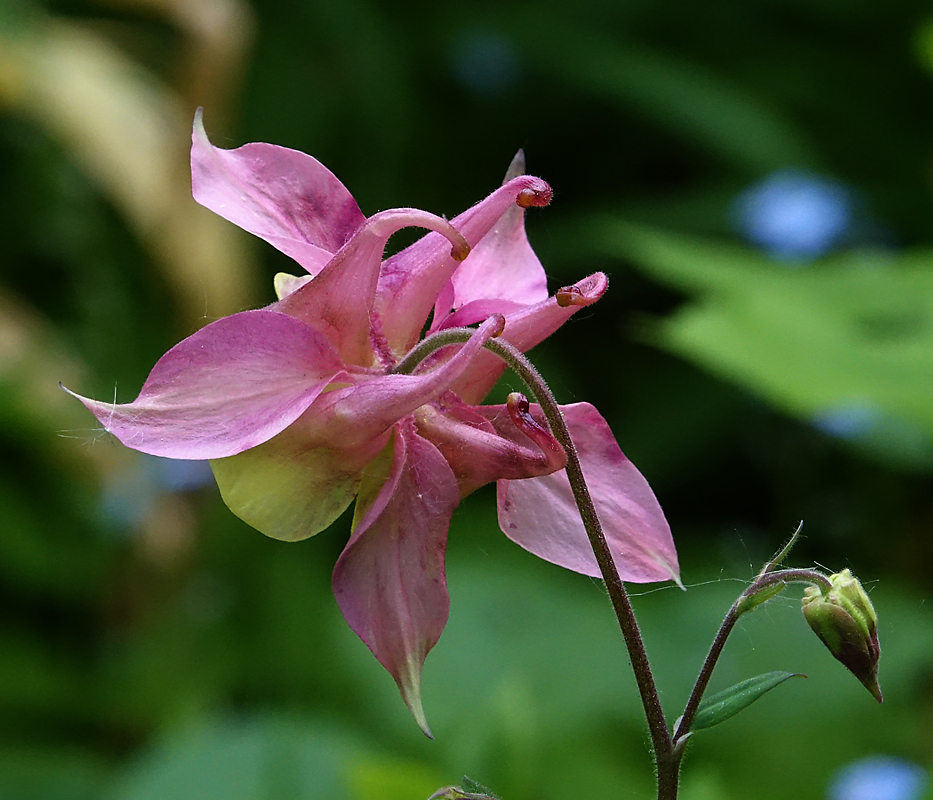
[
  {"left": 210, "top": 429, "right": 390, "bottom": 542},
  {"left": 431, "top": 298, "right": 525, "bottom": 331},
  {"left": 497, "top": 403, "right": 680, "bottom": 584},
  {"left": 302, "top": 315, "right": 505, "bottom": 449},
  {"left": 274, "top": 208, "right": 469, "bottom": 368},
  {"left": 191, "top": 110, "right": 366, "bottom": 275},
  {"left": 64, "top": 310, "right": 346, "bottom": 459},
  {"left": 332, "top": 424, "right": 460, "bottom": 736},
  {"left": 430, "top": 168, "right": 549, "bottom": 329},
  {"left": 449, "top": 272, "right": 608, "bottom": 405},
  {"left": 414, "top": 394, "right": 566, "bottom": 497},
  {"left": 376, "top": 175, "right": 552, "bottom": 353}
]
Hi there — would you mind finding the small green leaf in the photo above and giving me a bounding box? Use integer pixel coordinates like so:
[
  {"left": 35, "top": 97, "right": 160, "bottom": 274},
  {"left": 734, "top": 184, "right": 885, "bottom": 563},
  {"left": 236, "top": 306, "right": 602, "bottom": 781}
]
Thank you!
[
  {"left": 461, "top": 777, "right": 500, "bottom": 799},
  {"left": 692, "top": 671, "right": 806, "bottom": 731}
]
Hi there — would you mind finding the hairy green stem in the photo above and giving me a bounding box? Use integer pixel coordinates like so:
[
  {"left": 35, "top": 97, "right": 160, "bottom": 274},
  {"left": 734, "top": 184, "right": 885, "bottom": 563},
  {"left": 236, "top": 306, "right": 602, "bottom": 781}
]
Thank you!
[{"left": 482, "top": 337, "right": 675, "bottom": 766}]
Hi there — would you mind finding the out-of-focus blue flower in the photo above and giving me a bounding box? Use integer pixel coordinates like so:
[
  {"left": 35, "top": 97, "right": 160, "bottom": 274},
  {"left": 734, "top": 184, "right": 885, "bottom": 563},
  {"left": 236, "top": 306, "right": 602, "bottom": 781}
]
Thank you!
[
  {"left": 828, "top": 756, "right": 927, "bottom": 800},
  {"left": 100, "top": 454, "right": 214, "bottom": 529},
  {"left": 812, "top": 401, "right": 933, "bottom": 470},
  {"left": 813, "top": 401, "right": 881, "bottom": 440},
  {"left": 733, "top": 169, "right": 854, "bottom": 261},
  {"left": 451, "top": 31, "right": 519, "bottom": 96},
  {"left": 150, "top": 456, "right": 216, "bottom": 492}
]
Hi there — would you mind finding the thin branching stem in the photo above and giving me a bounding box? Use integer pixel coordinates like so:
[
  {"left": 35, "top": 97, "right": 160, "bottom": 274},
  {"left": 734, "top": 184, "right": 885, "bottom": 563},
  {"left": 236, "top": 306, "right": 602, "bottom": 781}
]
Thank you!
[{"left": 672, "top": 566, "right": 833, "bottom": 746}]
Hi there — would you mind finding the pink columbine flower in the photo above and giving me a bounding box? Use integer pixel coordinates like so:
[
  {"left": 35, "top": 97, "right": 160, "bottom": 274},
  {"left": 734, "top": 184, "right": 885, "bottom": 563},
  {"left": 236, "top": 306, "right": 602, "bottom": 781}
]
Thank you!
[{"left": 66, "top": 111, "right": 679, "bottom": 734}]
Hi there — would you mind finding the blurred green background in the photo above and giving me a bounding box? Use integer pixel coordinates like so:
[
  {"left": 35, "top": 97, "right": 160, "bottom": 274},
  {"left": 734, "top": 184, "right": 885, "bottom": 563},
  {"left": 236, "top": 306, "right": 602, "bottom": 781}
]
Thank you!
[{"left": 1, "top": 0, "right": 931, "bottom": 798}]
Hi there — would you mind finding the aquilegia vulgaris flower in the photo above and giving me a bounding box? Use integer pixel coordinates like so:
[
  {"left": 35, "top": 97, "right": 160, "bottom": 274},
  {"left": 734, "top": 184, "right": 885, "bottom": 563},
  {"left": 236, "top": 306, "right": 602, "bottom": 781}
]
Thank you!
[{"left": 67, "top": 111, "right": 679, "bottom": 734}]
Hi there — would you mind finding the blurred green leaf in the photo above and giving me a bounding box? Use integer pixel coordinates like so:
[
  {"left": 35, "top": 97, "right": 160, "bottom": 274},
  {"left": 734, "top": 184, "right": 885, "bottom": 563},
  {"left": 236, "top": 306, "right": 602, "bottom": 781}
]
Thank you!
[
  {"left": 691, "top": 671, "right": 805, "bottom": 731},
  {"left": 0, "top": 748, "right": 107, "bottom": 800},
  {"left": 109, "top": 715, "right": 365, "bottom": 800},
  {"left": 345, "top": 756, "right": 445, "bottom": 800},
  {"left": 600, "top": 221, "right": 933, "bottom": 470},
  {"left": 520, "top": 26, "right": 814, "bottom": 172},
  {"left": 679, "top": 768, "right": 733, "bottom": 800}
]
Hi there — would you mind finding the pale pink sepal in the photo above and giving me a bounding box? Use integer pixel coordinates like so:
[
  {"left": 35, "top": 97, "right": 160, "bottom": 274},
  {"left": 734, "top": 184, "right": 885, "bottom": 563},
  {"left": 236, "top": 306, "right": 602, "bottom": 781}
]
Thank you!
[
  {"left": 332, "top": 426, "right": 459, "bottom": 736},
  {"left": 431, "top": 197, "right": 548, "bottom": 331},
  {"left": 191, "top": 110, "right": 365, "bottom": 275},
  {"left": 450, "top": 272, "right": 609, "bottom": 405},
  {"left": 415, "top": 399, "right": 566, "bottom": 497},
  {"left": 210, "top": 429, "right": 390, "bottom": 542},
  {"left": 64, "top": 310, "right": 346, "bottom": 460},
  {"left": 274, "top": 208, "right": 469, "bottom": 367},
  {"left": 376, "top": 175, "right": 552, "bottom": 353},
  {"left": 497, "top": 403, "right": 681, "bottom": 585}
]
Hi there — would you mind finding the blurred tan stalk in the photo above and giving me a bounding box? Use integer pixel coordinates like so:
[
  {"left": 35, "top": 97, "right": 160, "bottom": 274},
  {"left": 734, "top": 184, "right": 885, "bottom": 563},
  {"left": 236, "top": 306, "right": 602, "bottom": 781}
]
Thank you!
[{"left": 0, "top": 0, "right": 256, "bottom": 557}]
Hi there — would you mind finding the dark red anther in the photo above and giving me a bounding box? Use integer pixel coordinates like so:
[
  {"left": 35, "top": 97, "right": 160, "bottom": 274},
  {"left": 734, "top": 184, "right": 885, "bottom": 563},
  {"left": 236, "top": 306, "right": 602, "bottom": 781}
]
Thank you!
[
  {"left": 506, "top": 393, "right": 566, "bottom": 468},
  {"left": 556, "top": 273, "right": 609, "bottom": 307},
  {"left": 516, "top": 180, "right": 553, "bottom": 208},
  {"left": 485, "top": 313, "right": 506, "bottom": 338},
  {"left": 507, "top": 392, "right": 532, "bottom": 419},
  {"left": 450, "top": 241, "right": 471, "bottom": 262},
  {"left": 556, "top": 285, "right": 584, "bottom": 307}
]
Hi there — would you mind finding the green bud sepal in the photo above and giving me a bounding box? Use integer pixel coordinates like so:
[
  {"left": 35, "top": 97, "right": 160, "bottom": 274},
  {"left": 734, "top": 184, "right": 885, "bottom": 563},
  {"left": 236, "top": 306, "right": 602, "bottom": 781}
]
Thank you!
[
  {"left": 801, "top": 569, "right": 882, "bottom": 703},
  {"left": 737, "top": 580, "right": 786, "bottom": 615}
]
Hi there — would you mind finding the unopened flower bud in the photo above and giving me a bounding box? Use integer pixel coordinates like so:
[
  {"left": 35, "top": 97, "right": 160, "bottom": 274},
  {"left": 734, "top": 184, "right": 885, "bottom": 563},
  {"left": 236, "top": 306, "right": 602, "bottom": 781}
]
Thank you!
[{"left": 802, "top": 569, "right": 882, "bottom": 703}]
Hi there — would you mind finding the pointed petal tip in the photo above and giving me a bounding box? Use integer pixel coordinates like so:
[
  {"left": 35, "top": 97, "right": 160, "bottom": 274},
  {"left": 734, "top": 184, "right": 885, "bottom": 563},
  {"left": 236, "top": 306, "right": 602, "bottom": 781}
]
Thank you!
[
  {"left": 60, "top": 382, "right": 104, "bottom": 416},
  {"left": 415, "top": 712, "right": 434, "bottom": 739},
  {"left": 192, "top": 107, "right": 207, "bottom": 141},
  {"left": 503, "top": 150, "right": 526, "bottom": 183},
  {"left": 650, "top": 548, "right": 682, "bottom": 589},
  {"left": 398, "top": 660, "right": 434, "bottom": 738}
]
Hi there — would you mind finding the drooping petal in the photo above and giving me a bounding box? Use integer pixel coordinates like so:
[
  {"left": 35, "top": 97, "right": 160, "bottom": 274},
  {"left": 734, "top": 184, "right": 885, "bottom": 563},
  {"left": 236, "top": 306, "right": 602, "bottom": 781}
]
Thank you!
[
  {"left": 496, "top": 402, "right": 680, "bottom": 584},
  {"left": 210, "top": 427, "right": 390, "bottom": 542},
  {"left": 376, "top": 175, "right": 552, "bottom": 353},
  {"left": 302, "top": 315, "right": 505, "bottom": 449},
  {"left": 414, "top": 395, "right": 566, "bottom": 497},
  {"left": 191, "top": 110, "right": 366, "bottom": 275},
  {"left": 274, "top": 208, "right": 469, "bottom": 367},
  {"left": 430, "top": 155, "right": 549, "bottom": 329},
  {"left": 449, "top": 272, "right": 609, "bottom": 405},
  {"left": 65, "top": 310, "right": 346, "bottom": 459},
  {"left": 332, "top": 424, "right": 460, "bottom": 736}
]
